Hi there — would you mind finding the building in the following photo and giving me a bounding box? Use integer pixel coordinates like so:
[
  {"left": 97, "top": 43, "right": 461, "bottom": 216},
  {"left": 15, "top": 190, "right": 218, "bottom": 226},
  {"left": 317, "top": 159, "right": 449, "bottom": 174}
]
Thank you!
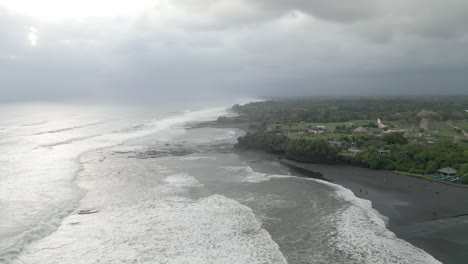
[
  {"left": 308, "top": 129, "right": 324, "bottom": 135},
  {"left": 329, "top": 141, "right": 344, "bottom": 147},
  {"left": 437, "top": 167, "right": 458, "bottom": 176},
  {"left": 377, "top": 118, "right": 388, "bottom": 130},
  {"left": 377, "top": 149, "right": 390, "bottom": 155},
  {"left": 353, "top": 126, "right": 385, "bottom": 135},
  {"left": 348, "top": 147, "right": 361, "bottom": 153}
]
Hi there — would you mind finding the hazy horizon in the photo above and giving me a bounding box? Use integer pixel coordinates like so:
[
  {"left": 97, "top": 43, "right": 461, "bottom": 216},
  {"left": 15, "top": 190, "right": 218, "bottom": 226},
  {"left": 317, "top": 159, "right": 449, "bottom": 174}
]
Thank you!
[{"left": 1, "top": 0, "right": 468, "bottom": 101}]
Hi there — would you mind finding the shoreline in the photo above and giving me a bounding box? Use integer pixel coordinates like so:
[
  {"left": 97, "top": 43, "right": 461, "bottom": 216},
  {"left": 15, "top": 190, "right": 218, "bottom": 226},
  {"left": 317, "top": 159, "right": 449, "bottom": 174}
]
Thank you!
[
  {"left": 197, "top": 120, "right": 468, "bottom": 263},
  {"left": 272, "top": 156, "right": 468, "bottom": 264}
]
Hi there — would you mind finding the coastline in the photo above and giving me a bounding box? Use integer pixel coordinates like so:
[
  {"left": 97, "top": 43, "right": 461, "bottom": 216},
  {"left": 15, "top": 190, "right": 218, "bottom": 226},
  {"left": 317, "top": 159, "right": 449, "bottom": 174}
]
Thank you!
[
  {"left": 270, "top": 155, "right": 468, "bottom": 264},
  {"left": 198, "top": 119, "right": 468, "bottom": 263}
]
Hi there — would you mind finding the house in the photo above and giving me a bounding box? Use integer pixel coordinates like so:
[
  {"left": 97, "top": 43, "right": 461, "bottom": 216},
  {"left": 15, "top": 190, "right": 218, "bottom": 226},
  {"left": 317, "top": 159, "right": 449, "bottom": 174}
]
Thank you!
[
  {"left": 285, "top": 131, "right": 304, "bottom": 136},
  {"left": 308, "top": 129, "right": 324, "bottom": 135},
  {"left": 348, "top": 147, "right": 362, "bottom": 153},
  {"left": 316, "top": 125, "right": 326, "bottom": 130},
  {"left": 377, "top": 149, "right": 390, "bottom": 155},
  {"left": 437, "top": 167, "right": 458, "bottom": 176},
  {"left": 329, "top": 141, "right": 344, "bottom": 147}
]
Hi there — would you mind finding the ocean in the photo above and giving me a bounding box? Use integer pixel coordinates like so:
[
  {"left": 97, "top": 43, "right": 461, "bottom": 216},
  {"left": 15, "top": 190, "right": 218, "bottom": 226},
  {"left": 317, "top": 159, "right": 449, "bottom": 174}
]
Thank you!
[{"left": 0, "top": 102, "right": 440, "bottom": 264}]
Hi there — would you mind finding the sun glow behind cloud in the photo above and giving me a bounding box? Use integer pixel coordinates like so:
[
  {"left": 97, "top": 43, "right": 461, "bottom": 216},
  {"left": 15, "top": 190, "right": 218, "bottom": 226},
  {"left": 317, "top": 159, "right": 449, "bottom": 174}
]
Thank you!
[
  {"left": 0, "top": 0, "right": 157, "bottom": 21},
  {"left": 28, "top": 27, "right": 38, "bottom": 46}
]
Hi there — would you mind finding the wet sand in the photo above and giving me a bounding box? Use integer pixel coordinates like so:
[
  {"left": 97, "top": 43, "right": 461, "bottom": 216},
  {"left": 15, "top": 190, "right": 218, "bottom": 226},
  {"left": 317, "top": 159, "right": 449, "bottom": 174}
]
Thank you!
[
  {"left": 241, "top": 151, "right": 468, "bottom": 264},
  {"left": 280, "top": 159, "right": 468, "bottom": 264}
]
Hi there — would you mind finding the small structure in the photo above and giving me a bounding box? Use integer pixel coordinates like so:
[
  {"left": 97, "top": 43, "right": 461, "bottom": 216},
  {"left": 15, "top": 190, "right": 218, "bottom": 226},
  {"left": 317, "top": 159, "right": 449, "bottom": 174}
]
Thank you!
[
  {"left": 329, "top": 141, "right": 344, "bottom": 147},
  {"left": 348, "top": 147, "right": 361, "bottom": 153},
  {"left": 285, "top": 131, "right": 304, "bottom": 136},
  {"left": 353, "top": 126, "right": 384, "bottom": 135},
  {"left": 308, "top": 129, "right": 324, "bottom": 135},
  {"left": 316, "top": 125, "right": 326, "bottom": 130},
  {"left": 353, "top": 127, "right": 369, "bottom": 134},
  {"left": 377, "top": 118, "right": 388, "bottom": 130},
  {"left": 437, "top": 167, "right": 458, "bottom": 176},
  {"left": 377, "top": 149, "right": 390, "bottom": 155}
]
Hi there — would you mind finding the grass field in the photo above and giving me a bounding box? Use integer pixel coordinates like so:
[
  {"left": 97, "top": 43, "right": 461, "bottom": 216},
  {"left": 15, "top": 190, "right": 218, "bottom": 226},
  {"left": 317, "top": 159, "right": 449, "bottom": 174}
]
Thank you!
[{"left": 428, "top": 121, "right": 460, "bottom": 139}]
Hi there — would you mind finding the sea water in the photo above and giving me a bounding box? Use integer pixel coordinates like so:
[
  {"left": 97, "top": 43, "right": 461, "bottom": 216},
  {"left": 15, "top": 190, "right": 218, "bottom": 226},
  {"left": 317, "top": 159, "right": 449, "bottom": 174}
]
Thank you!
[{"left": 0, "top": 102, "right": 440, "bottom": 264}]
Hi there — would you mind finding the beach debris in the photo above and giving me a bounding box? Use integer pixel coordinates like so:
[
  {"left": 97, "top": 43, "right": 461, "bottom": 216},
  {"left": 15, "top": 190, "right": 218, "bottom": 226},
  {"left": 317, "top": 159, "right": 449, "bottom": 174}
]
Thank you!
[{"left": 78, "top": 209, "right": 99, "bottom": 215}]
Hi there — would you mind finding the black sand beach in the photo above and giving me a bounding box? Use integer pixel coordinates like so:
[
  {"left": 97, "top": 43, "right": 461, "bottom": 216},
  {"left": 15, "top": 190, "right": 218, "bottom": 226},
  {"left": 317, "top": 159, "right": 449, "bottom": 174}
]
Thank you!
[
  {"left": 282, "top": 160, "right": 468, "bottom": 264},
  {"left": 242, "top": 151, "right": 468, "bottom": 264}
]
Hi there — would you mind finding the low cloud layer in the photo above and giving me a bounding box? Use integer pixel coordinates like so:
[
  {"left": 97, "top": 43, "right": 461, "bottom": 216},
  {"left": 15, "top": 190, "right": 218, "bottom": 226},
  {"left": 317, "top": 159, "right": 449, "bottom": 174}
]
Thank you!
[{"left": 1, "top": 0, "right": 467, "bottom": 101}]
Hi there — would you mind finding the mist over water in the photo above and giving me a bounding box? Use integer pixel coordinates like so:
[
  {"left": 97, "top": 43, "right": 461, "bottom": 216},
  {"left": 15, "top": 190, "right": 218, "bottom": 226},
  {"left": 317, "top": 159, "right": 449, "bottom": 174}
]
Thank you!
[{"left": 0, "top": 102, "right": 440, "bottom": 264}]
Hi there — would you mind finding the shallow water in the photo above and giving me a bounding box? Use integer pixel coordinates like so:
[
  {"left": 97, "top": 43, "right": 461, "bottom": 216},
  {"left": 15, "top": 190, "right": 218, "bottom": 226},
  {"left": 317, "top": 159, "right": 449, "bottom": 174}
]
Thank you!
[{"left": 0, "top": 102, "right": 441, "bottom": 264}]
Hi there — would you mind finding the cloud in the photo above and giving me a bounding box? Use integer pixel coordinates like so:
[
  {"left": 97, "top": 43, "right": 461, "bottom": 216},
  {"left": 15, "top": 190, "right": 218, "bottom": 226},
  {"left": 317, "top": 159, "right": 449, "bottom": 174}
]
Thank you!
[{"left": 0, "top": 0, "right": 468, "bottom": 101}]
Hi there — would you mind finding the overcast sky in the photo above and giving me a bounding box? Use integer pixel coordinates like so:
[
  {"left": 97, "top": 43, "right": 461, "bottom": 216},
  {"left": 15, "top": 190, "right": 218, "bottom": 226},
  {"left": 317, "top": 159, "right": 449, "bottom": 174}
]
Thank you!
[{"left": 1, "top": 0, "right": 467, "bottom": 101}]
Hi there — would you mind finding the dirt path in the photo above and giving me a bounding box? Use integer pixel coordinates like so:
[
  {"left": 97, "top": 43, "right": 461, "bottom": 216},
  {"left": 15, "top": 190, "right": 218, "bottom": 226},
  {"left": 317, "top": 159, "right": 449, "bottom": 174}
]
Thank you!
[{"left": 447, "top": 121, "right": 468, "bottom": 137}]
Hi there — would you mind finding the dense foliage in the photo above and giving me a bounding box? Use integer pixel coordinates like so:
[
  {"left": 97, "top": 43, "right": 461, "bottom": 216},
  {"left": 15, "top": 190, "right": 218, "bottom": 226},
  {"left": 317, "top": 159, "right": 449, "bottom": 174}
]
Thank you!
[
  {"left": 356, "top": 140, "right": 468, "bottom": 174},
  {"left": 236, "top": 132, "right": 338, "bottom": 162},
  {"left": 459, "top": 164, "right": 468, "bottom": 184},
  {"left": 237, "top": 131, "right": 286, "bottom": 153},
  {"left": 231, "top": 97, "right": 468, "bottom": 183},
  {"left": 382, "top": 132, "right": 408, "bottom": 145},
  {"left": 232, "top": 97, "right": 468, "bottom": 124},
  {"left": 285, "top": 138, "right": 338, "bottom": 162}
]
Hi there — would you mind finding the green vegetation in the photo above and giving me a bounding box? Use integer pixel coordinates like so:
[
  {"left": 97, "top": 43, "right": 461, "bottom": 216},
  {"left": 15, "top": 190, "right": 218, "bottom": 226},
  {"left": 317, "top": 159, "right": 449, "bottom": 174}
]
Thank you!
[
  {"left": 226, "top": 97, "right": 468, "bottom": 184},
  {"left": 459, "top": 164, "right": 468, "bottom": 184},
  {"left": 382, "top": 132, "right": 408, "bottom": 145}
]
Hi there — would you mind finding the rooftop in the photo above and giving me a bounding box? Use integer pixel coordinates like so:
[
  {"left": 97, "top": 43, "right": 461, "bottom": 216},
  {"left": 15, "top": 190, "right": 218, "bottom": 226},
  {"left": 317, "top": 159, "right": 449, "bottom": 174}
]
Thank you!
[{"left": 437, "top": 167, "right": 458, "bottom": 175}]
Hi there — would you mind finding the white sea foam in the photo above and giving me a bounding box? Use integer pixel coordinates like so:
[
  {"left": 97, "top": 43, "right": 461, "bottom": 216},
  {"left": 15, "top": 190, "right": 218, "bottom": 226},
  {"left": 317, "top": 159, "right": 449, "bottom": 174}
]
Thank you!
[
  {"left": 310, "top": 179, "right": 442, "bottom": 264},
  {"left": 13, "top": 149, "right": 287, "bottom": 264},
  {"left": 14, "top": 195, "right": 287, "bottom": 264},
  {"left": 222, "top": 164, "right": 442, "bottom": 264},
  {"left": 0, "top": 104, "right": 231, "bottom": 262},
  {"left": 180, "top": 156, "right": 217, "bottom": 161},
  {"left": 223, "top": 166, "right": 291, "bottom": 183},
  {"left": 223, "top": 166, "right": 271, "bottom": 183}
]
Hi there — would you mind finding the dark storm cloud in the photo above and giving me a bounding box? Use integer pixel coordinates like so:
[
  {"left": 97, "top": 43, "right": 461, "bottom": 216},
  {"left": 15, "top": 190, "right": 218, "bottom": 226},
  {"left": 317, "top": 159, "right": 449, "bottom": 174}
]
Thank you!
[{"left": 0, "top": 0, "right": 468, "bottom": 101}]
